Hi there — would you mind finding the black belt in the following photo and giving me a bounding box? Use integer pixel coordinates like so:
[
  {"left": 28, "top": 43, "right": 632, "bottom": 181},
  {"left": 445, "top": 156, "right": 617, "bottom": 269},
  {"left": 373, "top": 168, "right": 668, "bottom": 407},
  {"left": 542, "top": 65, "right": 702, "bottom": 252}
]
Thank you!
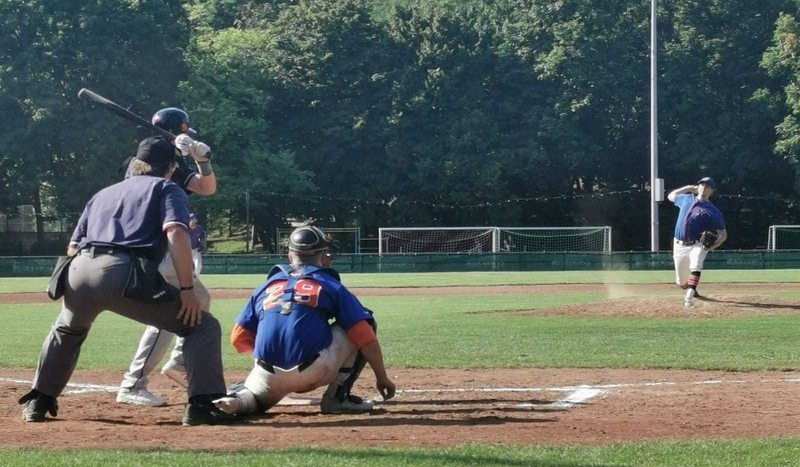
[
  {"left": 80, "top": 246, "right": 126, "bottom": 257},
  {"left": 675, "top": 239, "right": 696, "bottom": 246},
  {"left": 257, "top": 353, "right": 320, "bottom": 374}
]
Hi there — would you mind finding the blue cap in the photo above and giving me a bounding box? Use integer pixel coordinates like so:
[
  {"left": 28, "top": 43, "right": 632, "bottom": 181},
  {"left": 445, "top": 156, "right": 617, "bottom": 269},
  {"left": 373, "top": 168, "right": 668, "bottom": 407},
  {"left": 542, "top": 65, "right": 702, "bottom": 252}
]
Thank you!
[{"left": 697, "top": 177, "right": 716, "bottom": 190}]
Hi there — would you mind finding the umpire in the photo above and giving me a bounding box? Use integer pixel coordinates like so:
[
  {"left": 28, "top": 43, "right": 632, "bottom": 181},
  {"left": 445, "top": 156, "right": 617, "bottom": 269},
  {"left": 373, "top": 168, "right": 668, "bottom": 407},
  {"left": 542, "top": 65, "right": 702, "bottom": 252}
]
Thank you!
[{"left": 18, "top": 136, "right": 241, "bottom": 426}]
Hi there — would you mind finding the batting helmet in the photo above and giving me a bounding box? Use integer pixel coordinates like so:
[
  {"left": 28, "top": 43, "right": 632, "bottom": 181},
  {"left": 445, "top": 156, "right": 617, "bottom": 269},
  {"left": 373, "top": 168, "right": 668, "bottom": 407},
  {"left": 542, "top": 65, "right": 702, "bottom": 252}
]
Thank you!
[
  {"left": 288, "top": 226, "right": 331, "bottom": 255},
  {"left": 152, "top": 107, "right": 191, "bottom": 135}
]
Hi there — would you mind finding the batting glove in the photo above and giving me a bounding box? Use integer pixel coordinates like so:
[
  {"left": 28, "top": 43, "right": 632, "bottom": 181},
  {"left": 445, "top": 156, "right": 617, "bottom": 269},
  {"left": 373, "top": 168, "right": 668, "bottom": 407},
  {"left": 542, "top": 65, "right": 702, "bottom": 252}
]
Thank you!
[{"left": 175, "top": 134, "right": 212, "bottom": 162}]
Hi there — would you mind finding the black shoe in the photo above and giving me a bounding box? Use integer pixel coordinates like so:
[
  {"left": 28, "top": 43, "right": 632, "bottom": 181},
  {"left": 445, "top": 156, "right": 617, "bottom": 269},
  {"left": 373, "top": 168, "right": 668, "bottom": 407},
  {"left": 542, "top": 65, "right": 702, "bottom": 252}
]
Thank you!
[
  {"left": 346, "top": 394, "right": 364, "bottom": 405},
  {"left": 183, "top": 402, "right": 246, "bottom": 426},
  {"left": 19, "top": 389, "right": 58, "bottom": 422}
]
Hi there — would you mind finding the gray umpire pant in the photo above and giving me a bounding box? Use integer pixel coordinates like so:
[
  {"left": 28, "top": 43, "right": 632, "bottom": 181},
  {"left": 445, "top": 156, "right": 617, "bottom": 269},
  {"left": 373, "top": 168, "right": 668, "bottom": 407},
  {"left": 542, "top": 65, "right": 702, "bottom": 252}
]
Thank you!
[
  {"left": 32, "top": 250, "right": 226, "bottom": 399},
  {"left": 119, "top": 249, "right": 202, "bottom": 389}
]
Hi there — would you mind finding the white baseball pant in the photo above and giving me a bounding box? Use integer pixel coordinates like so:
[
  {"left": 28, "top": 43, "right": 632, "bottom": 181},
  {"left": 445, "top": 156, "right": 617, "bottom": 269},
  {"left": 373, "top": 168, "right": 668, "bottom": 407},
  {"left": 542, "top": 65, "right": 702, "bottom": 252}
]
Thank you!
[{"left": 672, "top": 238, "right": 708, "bottom": 287}]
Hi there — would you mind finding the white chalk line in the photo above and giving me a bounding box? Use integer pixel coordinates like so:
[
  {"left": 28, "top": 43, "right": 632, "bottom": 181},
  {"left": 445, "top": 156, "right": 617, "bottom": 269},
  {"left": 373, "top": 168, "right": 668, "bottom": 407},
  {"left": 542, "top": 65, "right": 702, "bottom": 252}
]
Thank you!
[{"left": 5, "top": 376, "right": 799, "bottom": 410}]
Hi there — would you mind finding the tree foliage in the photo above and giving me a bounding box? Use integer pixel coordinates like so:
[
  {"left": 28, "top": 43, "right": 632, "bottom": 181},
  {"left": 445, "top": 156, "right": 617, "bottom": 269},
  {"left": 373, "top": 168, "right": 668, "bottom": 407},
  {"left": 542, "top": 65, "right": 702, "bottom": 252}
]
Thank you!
[{"left": 3, "top": 0, "right": 800, "bottom": 251}]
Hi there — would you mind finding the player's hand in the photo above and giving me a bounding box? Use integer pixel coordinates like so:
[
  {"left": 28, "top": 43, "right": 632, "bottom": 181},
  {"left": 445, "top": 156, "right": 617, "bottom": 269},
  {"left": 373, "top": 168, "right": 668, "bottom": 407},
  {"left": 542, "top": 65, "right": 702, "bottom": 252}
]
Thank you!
[
  {"left": 174, "top": 134, "right": 194, "bottom": 157},
  {"left": 376, "top": 376, "right": 396, "bottom": 401},
  {"left": 177, "top": 289, "right": 203, "bottom": 327},
  {"left": 189, "top": 141, "right": 211, "bottom": 162}
]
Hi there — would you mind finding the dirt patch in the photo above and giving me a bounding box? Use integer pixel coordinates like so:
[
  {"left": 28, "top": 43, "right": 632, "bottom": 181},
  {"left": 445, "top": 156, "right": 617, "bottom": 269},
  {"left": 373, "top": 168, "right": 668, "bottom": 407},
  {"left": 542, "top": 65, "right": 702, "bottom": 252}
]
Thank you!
[
  {"left": 512, "top": 294, "right": 800, "bottom": 319},
  {"left": 3, "top": 282, "right": 800, "bottom": 304},
  {"left": 2, "top": 368, "right": 800, "bottom": 450}
]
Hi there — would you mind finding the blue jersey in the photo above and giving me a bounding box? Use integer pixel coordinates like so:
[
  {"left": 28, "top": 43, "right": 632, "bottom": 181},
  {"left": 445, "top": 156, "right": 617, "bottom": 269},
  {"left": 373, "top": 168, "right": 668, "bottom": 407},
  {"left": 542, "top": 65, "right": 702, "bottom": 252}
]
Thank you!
[
  {"left": 673, "top": 193, "right": 725, "bottom": 241},
  {"left": 235, "top": 264, "right": 374, "bottom": 369},
  {"left": 684, "top": 201, "right": 725, "bottom": 241},
  {"left": 70, "top": 176, "right": 191, "bottom": 260},
  {"left": 189, "top": 224, "right": 205, "bottom": 250},
  {"left": 672, "top": 194, "right": 696, "bottom": 241}
]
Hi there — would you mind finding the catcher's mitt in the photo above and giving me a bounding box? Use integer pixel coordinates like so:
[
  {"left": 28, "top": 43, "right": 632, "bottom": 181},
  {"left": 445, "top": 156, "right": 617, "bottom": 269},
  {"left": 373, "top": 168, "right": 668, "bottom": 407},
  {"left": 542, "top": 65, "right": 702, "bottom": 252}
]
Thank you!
[{"left": 699, "top": 230, "right": 718, "bottom": 249}]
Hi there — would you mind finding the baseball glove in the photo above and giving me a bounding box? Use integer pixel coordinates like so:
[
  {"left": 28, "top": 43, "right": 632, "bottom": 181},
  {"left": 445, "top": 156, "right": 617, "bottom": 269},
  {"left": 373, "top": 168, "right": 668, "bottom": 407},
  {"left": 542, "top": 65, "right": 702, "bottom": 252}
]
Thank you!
[{"left": 699, "top": 230, "right": 718, "bottom": 249}]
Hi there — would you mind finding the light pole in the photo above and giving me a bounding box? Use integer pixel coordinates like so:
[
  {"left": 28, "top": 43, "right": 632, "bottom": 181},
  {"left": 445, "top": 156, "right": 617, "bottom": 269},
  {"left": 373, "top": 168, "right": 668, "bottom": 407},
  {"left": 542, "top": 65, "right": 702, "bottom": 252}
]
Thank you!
[
  {"left": 650, "top": 0, "right": 660, "bottom": 252},
  {"left": 245, "top": 190, "right": 250, "bottom": 252}
]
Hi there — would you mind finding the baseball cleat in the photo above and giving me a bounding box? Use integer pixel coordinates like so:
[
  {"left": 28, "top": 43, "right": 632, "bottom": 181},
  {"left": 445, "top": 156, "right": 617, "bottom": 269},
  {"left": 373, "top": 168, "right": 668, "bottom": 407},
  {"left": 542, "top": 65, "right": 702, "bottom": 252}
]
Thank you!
[
  {"left": 212, "top": 396, "right": 243, "bottom": 415},
  {"left": 182, "top": 402, "right": 246, "bottom": 426},
  {"left": 320, "top": 393, "right": 374, "bottom": 414},
  {"left": 683, "top": 289, "right": 697, "bottom": 309},
  {"left": 161, "top": 360, "right": 188, "bottom": 388},
  {"left": 116, "top": 387, "right": 168, "bottom": 407},
  {"left": 19, "top": 390, "right": 58, "bottom": 422}
]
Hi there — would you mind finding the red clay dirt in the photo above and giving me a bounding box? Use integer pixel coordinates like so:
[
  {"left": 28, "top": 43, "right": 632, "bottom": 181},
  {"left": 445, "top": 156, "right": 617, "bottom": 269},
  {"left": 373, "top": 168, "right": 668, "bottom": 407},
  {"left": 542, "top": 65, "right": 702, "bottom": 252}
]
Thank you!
[{"left": 2, "top": 283, "right": 800, "bottom": 450}]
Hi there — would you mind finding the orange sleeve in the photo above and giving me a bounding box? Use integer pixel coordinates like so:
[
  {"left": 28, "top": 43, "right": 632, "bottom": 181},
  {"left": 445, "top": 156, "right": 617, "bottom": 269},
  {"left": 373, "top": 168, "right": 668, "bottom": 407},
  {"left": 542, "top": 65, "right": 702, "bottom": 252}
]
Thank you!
[
  {"left": 230, "top": 324, "right": 256, "bottom": 354},
  {"left": 346, "top": 320, "right": 377, "bottom": 349}
]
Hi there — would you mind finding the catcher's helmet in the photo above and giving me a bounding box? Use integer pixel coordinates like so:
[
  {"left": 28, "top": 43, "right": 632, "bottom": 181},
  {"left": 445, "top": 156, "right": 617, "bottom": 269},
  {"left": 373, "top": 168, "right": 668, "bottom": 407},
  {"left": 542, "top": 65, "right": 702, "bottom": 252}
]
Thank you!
[
  {"left": 288, "top": 226, "right": 331, "bottom": 255},
  {"left": 152, "top": 107, "right": 191, "bottom": 135}
]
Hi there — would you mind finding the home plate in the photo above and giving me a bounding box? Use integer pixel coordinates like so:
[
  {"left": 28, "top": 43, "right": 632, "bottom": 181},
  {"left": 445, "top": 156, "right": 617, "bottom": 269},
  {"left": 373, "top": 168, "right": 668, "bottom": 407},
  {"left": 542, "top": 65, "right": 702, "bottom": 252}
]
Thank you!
[{"left": 278, "top": 395, "right": 319, "bottom": 406}]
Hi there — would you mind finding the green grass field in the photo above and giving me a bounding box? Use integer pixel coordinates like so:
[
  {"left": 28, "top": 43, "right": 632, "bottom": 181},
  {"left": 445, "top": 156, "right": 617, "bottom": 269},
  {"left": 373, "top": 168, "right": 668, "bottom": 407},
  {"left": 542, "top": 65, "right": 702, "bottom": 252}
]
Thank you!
[{"left": 3, "top": 269, "right": 800, "bottom": 465}]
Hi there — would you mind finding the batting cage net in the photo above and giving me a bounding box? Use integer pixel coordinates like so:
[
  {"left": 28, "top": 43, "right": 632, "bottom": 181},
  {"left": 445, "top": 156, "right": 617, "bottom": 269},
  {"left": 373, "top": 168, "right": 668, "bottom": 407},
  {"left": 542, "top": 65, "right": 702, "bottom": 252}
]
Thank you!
[
  {"left": 276, "top": 227, "right": 362, "bottom": 254},
  {"left": 767, "top": 225, "right": 800, "bottom": 250},
  {"left": 379, "top": 227, "right": 611, "bottom": 254}
]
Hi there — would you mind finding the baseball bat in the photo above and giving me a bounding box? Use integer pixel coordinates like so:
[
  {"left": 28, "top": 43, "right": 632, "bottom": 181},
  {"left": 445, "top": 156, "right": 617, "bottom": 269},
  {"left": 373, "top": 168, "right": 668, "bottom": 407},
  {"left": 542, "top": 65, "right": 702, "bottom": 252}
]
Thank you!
[{"left": 77, "top": 88, "right": 175, "bottom": 139}]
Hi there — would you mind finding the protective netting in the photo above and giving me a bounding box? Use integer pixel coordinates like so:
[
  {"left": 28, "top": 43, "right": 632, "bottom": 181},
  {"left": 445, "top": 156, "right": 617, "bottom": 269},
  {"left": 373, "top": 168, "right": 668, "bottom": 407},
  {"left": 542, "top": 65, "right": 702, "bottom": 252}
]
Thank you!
[
  {"left": 767, "top": 226, "right": 800, "bottom": 250},
  {"left": 380, "top": 228, "right": 495, "bottom": 254},
  {"left": 379, "top": 227, "right": 611, "bottom": 254},
  {"left": 497, "top": 228, "right": 611, "bottom": 253}
]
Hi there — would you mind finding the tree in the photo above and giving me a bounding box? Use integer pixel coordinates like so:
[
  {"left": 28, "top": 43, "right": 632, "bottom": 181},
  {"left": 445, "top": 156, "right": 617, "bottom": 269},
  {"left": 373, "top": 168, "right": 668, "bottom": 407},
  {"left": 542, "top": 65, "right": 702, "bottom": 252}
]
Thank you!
[{"left": 0, "top": 0, "right": 187, "bottom": 248}]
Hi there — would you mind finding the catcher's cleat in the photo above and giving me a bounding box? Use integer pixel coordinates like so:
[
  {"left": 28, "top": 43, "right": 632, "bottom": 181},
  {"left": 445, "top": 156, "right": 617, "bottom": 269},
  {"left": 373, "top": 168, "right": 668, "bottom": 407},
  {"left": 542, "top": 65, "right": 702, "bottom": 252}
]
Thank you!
[
  {"left": 19, "top": 389, "right": 58, "bottom": 422},
  {"left": 212, "top": 396, "right": 242, "bottom": 415},
  {"left": 183, "top": 401, "right": 246, "bottom": 426},
  {"left": 320, "top": 393, "right": 373, "bottom": 414}
]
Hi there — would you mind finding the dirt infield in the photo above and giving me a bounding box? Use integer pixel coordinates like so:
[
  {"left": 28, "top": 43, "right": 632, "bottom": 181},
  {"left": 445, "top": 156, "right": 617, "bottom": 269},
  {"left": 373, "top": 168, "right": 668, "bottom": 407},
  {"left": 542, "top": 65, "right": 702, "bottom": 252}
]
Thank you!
[
  {"left": 2, "top": 283, "right": 800, "bottom": 450},
  {"left": 3, "top": 368, "right": 800, "bottom": 450}
]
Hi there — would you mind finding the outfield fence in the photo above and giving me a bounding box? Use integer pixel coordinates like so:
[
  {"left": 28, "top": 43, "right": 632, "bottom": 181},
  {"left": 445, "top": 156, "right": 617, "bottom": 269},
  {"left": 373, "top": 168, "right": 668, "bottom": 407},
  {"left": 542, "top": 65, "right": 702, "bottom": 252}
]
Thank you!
[{"left": 4, "top": 250, "right": 800, "bottom": 277}]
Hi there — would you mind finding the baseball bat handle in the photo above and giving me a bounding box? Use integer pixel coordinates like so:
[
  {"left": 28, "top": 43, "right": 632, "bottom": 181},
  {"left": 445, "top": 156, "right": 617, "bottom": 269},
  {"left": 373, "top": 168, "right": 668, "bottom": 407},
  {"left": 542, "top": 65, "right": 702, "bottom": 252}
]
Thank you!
[{"left": 77, "top": 88, "right": 175, "bottom": 140}]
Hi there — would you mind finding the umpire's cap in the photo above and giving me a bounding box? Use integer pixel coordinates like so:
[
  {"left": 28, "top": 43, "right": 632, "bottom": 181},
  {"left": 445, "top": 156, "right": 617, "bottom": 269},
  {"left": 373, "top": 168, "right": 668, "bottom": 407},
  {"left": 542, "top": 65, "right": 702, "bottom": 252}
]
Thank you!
[
  {"left": 136, "top": 136, "right": 179, "bottom": 166},
  {"left": 288, "top": 226, "right": 331, "bottom": 255}
]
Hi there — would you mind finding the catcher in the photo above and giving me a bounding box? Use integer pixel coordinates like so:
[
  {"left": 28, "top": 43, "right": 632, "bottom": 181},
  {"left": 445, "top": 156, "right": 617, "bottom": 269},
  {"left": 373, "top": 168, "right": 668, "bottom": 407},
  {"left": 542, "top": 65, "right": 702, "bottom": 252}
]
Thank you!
[
  {"left": 667, "top": 177, "right": 727, "bottom": 308},
  {"left": 212, "top": 225, "right": 396, "bottom": 416}
]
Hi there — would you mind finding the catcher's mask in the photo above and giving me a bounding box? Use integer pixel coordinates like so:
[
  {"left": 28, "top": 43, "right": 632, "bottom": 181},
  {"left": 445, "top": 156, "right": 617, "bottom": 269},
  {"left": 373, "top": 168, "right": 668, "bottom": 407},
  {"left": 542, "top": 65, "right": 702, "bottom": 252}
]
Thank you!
[
  {"left": 152, "top": 107, "right": 196, "bottom": 136},
  {"left": 288, "top": 226, "right": 331, "bottom": 256}
]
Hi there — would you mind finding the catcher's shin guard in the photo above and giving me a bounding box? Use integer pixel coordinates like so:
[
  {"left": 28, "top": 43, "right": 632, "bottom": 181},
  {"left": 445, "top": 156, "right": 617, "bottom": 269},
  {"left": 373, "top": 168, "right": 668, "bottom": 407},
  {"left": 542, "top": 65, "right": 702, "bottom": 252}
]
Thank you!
[{"left": 325, "top": 350, "right": 368, "bottom": 403}]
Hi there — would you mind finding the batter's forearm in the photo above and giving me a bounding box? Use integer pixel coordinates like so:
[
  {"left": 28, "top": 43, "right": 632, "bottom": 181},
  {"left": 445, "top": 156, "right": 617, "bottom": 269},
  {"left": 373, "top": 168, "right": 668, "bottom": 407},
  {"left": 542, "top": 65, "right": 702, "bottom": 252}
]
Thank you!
[{"left": 186, "top": 172, "right": 217, "bottom": 196}]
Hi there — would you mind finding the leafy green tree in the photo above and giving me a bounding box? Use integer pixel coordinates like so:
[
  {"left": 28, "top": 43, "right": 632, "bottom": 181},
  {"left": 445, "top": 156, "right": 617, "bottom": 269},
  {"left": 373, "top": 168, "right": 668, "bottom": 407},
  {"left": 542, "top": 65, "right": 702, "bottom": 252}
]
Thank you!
[
  {"left": 761, "top": 10, "right": 800, "bottom": 192},
  {"left": 0, "top": 0, "right": 187, "bottom": 249},
  {"left": 180, "top": 2, "right": 318, "bottom": 251}
]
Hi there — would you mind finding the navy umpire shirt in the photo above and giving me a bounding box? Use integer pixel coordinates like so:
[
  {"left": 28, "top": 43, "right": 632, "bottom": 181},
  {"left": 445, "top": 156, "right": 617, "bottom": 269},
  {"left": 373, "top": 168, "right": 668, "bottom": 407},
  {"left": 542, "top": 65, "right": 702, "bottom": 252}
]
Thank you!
[{"left": 69, "top": 176, "right": 191, "bottom": 261}]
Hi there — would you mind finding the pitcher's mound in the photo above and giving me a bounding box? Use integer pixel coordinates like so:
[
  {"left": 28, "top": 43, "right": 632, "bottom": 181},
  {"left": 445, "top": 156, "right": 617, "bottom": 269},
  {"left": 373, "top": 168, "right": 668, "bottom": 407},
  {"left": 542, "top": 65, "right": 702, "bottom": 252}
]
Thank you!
[{"left": 518, "top": 294, "right": 800, "bottom": 318}]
